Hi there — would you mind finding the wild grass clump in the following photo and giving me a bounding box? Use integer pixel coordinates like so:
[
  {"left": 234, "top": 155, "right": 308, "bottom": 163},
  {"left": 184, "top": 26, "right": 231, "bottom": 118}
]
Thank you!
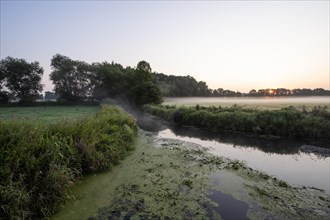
[
  {"left": 0, "top": 105, "right": 137, "bottom": 219},
  {"left": 145, "top": 104, "right": 330, "bottom": 140}
]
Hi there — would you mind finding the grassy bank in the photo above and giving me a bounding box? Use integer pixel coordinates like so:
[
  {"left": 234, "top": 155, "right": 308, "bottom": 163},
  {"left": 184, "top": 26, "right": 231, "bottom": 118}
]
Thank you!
[
  {"left": 52, "top": 131, "right": 330, "bottom": 220},
  {"left": 0, "top": 106, "right": 137, "bottom": 219},
  {"left": 144, "top": 104, "right": 330, "bottom": 140}
]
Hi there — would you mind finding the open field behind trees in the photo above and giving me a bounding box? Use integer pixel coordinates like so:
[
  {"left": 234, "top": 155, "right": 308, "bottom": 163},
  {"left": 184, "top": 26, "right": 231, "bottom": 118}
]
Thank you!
[
  {"left": 0, "top": 106, "right": 99, "bottom": 122},
  {"left": 0, "top": 105, "right": 138, "bottom": 219},
  {"left": 163, "top": 97, "right": 330, "bottom": 110}
]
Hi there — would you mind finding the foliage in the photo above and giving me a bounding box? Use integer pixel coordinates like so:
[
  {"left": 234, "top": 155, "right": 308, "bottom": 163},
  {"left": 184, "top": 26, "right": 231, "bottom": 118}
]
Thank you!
[
  {"left": 130, "top": 81, "right": 162, "bottom": 105},
  {"left": 0, "top": 56, "right": 44, "bottom": 103},
  {"left": 0, "top": 91, "right": 9, "bottom": 104},
  {"left": 154, "top": 73, "right": 210, "bottom": 97},
  {"left": 91, "top": 61, "right": 132, "bottom": 100},
  {"left": 145, "top": 104, "right": 330, "bottom": 140},
  {"left": 50, "top": 55, "right": 162, "bottom": 105},
  {"left": 93, "top": 60, "right": 162, "bottom": 105},
  {"left": 130, "top": 61, "right": 162, "bottom": 105},
  {"left": 50, "top": 54, "right": 94, "bottom": 102},
  {"left": 136, "top": 60, "right": 152, "bottom": 74},
  {"left": 153, "top": 73, "right": 330, "bottom": 97},
  {"left": 0, "top": 106, "right": 137, "bottom": 219}
]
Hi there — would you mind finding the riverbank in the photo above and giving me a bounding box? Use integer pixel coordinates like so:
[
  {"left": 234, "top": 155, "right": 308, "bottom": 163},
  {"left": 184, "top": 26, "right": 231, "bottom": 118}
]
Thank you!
[
  {"left": 0, "top": 106, "right": 137, "bottom": 219},
  {"left": 52, "top": 130, "right": 330, "bottom": 220},
  {"left": 144, "top": 104, "right": 330, "bottom": 141}
]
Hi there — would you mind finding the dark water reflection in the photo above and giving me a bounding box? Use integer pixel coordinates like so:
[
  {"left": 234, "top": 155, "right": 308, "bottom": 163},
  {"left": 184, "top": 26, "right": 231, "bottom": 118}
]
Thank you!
[
  {"left": 170, "top": 126, "right": 330, "bottom": 156},
  {"left": 207, "top": 190, "right": 249, "bottom": 220}
]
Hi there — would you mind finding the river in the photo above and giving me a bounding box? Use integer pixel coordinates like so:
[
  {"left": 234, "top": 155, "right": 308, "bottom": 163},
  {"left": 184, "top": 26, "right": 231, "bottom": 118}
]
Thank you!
[
  {"left": 134, "top": 99, "right": 330, "bottom": 194},
  {"left": 157, "top": 127, "right": 329, "bottom": 193},
  {"left": 52, "top": 103, "right": 330, "bottom": 219}
]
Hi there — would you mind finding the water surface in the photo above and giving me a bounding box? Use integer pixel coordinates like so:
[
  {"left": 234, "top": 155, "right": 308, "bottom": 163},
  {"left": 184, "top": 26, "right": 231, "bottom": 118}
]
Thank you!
[
  {"left": 157, "top": 128, "right": 330, "bottom": 193},
  {"left": 207, "top": 189, "right": 249, "bottom": 220}
]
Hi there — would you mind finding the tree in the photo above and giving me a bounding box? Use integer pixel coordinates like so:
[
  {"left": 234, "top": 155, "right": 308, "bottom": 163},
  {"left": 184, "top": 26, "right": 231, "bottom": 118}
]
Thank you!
[
  {"left": 130, "top": 81, "right": 162, "bottom": 105},
  {"left": 130, "top": 61, "right": 162, "bottom": 105},
  {"left": 136, "top": 60, "right": 154, "bottom": 82},
  {"left": 92, "top": 62, "right": 130, "bottom": 100},
  {"left": 50, "top": 54, "right": 94, "bottom": 102},
  {"left": 0, "top": 57, "right": 43, "bottom": 102},
  {"left": 136, "top": 60, "right": 152, "bottom": 73},
  {"left": 0, "top": 66, "right": 9, "bottom": 103},
  {"left": 197, "top": 81, "right": 209, "bottom": 96}
]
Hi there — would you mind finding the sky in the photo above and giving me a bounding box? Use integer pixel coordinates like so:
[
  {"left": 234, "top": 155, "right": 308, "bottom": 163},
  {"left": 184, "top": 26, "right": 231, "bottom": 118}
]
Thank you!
[{"left": 1, "top": 0, "right": 329, "bottom": 93}]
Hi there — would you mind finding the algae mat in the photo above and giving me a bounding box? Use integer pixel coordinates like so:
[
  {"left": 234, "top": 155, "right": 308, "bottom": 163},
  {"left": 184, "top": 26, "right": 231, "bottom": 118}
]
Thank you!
[{"left": 52, "top": 131, "right": 330, "bottom": 220}]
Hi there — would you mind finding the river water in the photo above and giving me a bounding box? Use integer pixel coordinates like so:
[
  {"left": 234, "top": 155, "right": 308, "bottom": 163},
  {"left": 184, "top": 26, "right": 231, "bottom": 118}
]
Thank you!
[
  {"left": 150, "top": 96, "right": 330, "bottom": 193},
  {"left": 52, "top": 102, "right": 330, "bottom": 219},
  {"left": 156, "top": 128, "right": 329, "bottom": 194}
]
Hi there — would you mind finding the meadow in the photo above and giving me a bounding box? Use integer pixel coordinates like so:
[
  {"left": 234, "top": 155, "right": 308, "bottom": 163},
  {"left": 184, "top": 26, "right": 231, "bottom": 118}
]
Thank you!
[
  {"left": 163, "top": 96, "right": 330, "bottom": 110},
  {"left": 0, "top": 105, "right": 137, "bottom": 219},
  {"left": 0, "top": 106, "right": 99, "bottom": 122}
]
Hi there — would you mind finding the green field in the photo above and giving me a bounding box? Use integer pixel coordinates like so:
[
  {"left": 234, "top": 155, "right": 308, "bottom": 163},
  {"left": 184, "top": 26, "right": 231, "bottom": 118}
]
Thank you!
[{"left": 0, "top": 106, "right": 100, "bottom": 122}]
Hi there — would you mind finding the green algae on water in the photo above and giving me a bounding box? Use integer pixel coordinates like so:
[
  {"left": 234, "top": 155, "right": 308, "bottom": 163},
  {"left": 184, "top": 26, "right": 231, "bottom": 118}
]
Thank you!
[{"left": 52, "top": 131, "right": 330, "bottom": 220}]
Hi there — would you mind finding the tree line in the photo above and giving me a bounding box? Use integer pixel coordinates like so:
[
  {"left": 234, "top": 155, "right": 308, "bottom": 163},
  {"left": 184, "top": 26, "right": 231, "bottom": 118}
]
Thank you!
[
  {"left": 1, "top": 55, "right": 329, "bottom": 104},
  {"left": 154, "top": 73, "right": 330, "bottom": 97},
  {"left": 0, "top": 54, "right": 162, "bottom": 105}
]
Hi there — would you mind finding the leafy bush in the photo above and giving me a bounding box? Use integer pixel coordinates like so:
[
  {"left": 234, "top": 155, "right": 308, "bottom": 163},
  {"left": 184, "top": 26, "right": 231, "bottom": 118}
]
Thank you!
[{"left": 0, "top": 105, "right": 137, "bottom": 219}]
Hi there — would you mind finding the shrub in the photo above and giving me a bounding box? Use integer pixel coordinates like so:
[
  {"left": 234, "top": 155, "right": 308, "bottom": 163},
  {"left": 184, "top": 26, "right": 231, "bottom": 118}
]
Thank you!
[{"left": 0, "top": 105, "right": 137, "bottom": 219}]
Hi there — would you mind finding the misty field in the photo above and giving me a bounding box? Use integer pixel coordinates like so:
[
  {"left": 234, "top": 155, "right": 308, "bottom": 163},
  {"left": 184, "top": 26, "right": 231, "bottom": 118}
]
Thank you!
[
  {"left": 163, "top": 96, "right": 330, "bottom": 110},
  {"left": 0, "top": 106, "right": 100, "bottom": 122}
]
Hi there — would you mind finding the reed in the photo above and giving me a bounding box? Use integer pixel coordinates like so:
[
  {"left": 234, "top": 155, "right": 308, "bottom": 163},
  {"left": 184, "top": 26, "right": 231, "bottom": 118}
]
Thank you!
[
  {"left": 144, "top": 104, "right": 330, "bottom": 140},
  {"left": 0, "top": 105, "right": 137, "bottom": 219}
]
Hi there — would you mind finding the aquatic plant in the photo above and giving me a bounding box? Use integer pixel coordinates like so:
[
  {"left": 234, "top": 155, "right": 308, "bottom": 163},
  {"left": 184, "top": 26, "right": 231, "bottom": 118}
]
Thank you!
[{"left": 278, "top": 180, "right": 289, "bottom": 188}]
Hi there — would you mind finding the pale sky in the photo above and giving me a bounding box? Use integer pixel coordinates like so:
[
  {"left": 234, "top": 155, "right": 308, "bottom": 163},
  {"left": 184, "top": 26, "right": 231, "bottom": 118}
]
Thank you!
[{"left": 1, "top": 1, "right": 329, "bottom": 93}]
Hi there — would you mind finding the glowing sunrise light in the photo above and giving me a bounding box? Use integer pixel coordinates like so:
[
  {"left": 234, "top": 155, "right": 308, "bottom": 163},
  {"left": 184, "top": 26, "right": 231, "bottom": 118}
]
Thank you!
[
  {"left": 268, "top": 89, "right": 274, "bottom": 95},
  {"left": 0, "top": 1, "right": 329, "bottom": 92}
]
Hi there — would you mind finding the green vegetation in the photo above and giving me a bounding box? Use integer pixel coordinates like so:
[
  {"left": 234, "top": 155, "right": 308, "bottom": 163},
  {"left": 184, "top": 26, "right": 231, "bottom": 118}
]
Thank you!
[
  {"left": 0, "top": 57, "right": 44, "bottom": 103},
  {"left": 145, "top": 104, "right": 330, "bottom": 140},
  {"left": 0, "top": 106, "right": 99, "bottom": 122},
  {"left": 154, "top": 72, "right": 330, "bottom": 97},
  {"left": 0, "top": 106, "right": 137, "bottom": 219},
  {"left": 50, "top": 54, "right": 162, "bottom": 105},
  {"left": 53, "top": 132, "right": 330, "bottom": 220},
  {"left": 1, "top": 55, "right": 162, "bottom": 105}
]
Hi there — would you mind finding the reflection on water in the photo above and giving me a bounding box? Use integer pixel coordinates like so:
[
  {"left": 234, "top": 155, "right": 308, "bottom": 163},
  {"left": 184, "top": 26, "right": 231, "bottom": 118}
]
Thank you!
[
  {"left": 123, "top": 105, "right": 330, "bottom": 194},
  {"left": 157, "top": 128, "right": 330, "bottom": 194},
  {"left": 207, "top": 189, "right": 249, "bottom": 220}
]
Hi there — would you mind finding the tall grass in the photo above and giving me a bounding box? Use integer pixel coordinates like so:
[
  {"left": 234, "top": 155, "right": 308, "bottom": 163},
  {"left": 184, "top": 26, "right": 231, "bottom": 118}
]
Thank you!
[
  {"left": 144, "top": 104, "right": 330, "bottom": 140},
  {"left": 0, "top": 106, "right": 137, "bottom": 219}
]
